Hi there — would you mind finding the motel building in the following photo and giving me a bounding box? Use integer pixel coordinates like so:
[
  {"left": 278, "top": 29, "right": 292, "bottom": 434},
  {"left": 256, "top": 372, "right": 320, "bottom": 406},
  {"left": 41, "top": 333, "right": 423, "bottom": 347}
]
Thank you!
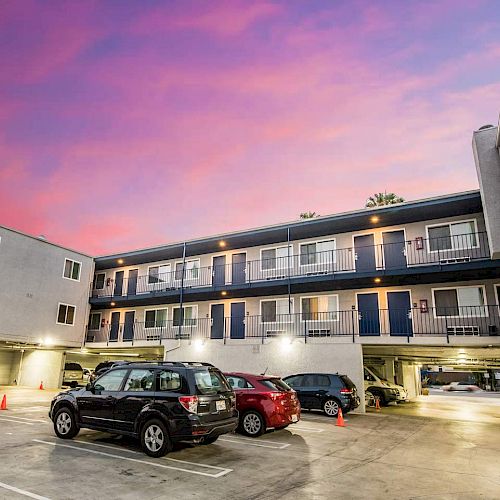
[{"left": 1, "top": 122, "right": 500, "bottom": 411}]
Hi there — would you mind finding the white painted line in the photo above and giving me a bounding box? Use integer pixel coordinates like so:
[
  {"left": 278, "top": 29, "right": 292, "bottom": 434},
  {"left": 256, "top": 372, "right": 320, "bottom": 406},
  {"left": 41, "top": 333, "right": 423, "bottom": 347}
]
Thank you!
[
  {"left": 0, "top": 417, "right": 34, "bottom": 426},
  {"left": 219, "top": 437, "right": 290, "bottom": 450},
  {"left": 0, "top": 480, "right": 51, "bottom": 500},
  {"left": 11, "top": 407, "right": 49, "bottom": 413},
  {"left": 32, "top": 440, "right": 232, "bottom": 478},
  {"left": 73, "top": 440, "right": 139, "bottom": 454},
  {"left": 223, "top": 435, "right": 289, "bottom": 446},
  {"left": 1, "top": 415, "right": 46, "bottom": 423},
  {"left": 292, "top": 426, "right": 325, "bottom": 433},
  {"left": 163, "top": 455, "right": 232, "bottom": 471}
]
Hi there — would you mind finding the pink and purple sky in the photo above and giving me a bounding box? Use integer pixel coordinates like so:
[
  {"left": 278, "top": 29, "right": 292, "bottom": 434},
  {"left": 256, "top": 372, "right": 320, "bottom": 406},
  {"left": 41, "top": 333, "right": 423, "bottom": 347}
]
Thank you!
[{"left": 1, "top": 0, "right": 499, "bottom": 255}]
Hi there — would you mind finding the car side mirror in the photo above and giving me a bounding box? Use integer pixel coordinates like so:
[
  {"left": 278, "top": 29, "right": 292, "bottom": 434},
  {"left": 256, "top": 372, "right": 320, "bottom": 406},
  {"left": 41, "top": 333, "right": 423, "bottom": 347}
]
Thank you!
[{"left": 86, "top": 383, "right": 94, "bottom": 392}]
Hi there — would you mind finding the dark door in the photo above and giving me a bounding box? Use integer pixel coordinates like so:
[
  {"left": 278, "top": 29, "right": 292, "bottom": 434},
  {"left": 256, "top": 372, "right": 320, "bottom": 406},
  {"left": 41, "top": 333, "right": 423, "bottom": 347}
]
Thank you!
[
  {"left": 123, "top": 311, "right": 135, "bottom": 341},
  {"left": 387, "top": 291, "right": 413, "bottom": 336},
  {"left": 354, "top": 234, "right": 376, "bottom": 272},
  {"left": 109, "top": 311, "right": 120, "bottom": 341},
  {"left": 383, "top": 231, "right": 407, "bottom": 270},
  {"left": 211, "top": 304, "right": 225, "bottom": 339},
  {"left": 232, "top": 253, "right": 246, "bottom": 284},
  {"left": 230, "top": 302, "right": 245, "bottom": 339},
  {"left": 127, "top": 269, "right": 138, "bottom": 296},
  {"left": 213, "top": 256, "right": 226, "bottom": 287},
  {"left": 114, "top": 271, "right": 124, "bottom": 296},
  {"left": 357, "top": 293, "right": 380, "bottom": 336}
]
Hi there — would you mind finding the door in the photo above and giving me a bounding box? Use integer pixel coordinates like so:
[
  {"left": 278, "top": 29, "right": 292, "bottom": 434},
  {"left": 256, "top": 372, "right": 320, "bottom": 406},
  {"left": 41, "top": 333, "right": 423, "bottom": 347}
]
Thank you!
[
  {"left": 114, "top": 271, "right": 124, "bottom": 296},
  {"left": 230, "top": 302, "right": 245, "bottom": 339},
  {"left": 127, "top": 269, "right": 138, "bottom": 296},
  {"left": 232, "top": 253, "right": 246, "bottom": 284},
  {"left": 211, "top": 304, "right": 225, "bottom": 339},
  {"left": 383, "top": 231, "right": 407, "bottom": 270},
  {"left": 357, "top": 293, "right": 380, "bottom": 335},
  {"left": 387, "top": 291, "right": 413, "bottom": 336},
  {"left": 77, "top": 368, "right": 129, "bottom": 426},
  {"left": 109, "top": 311, "right": 120, "bottom": 341},
  {"left": 212, "top": 256, "right": 226, "bottom": 287},
  {"left": 354, "top": 234, "right": 376, "bottom": 272},
  {"left": 123, "top": 311, "right": 135, "bottom": 341}
]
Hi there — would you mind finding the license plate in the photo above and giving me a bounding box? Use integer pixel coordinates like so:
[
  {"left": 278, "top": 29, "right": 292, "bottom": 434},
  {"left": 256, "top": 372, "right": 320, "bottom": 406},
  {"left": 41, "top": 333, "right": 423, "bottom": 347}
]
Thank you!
[
  {"left": 216, "top": 400, "right": 226, "bottom": 411},
  {"left": 291, "top": 414, "right": 298, "bottom": 422}
]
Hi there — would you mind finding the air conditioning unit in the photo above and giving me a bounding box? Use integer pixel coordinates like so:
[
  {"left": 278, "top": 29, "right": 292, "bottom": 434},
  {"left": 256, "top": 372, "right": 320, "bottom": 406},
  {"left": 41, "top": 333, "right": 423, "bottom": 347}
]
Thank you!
[
  {"left": 440, "top": 256, "right": 471, "bottom": 265},
  {"left": 447, "top": 325, "right": 480, "bottom": 335},
  {"left": 308, "top": 329, "right": 331, "bottom": 337},
  {"left": 266, "top": 330, "right": 287, "bottom": 337}
]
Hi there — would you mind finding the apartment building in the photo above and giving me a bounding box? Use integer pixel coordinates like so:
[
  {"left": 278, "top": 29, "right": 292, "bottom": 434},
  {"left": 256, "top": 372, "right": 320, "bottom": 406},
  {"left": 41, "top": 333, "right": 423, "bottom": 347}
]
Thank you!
[{"left": 0, "top": 226, "right": 94, "bottom": 388}]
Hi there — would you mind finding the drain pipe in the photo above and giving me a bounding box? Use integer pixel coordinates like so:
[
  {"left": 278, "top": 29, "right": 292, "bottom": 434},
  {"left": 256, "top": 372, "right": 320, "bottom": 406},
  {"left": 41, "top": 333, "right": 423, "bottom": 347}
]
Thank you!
[{"left": 163, "top": 339, "right": 181, "bottom": 361}]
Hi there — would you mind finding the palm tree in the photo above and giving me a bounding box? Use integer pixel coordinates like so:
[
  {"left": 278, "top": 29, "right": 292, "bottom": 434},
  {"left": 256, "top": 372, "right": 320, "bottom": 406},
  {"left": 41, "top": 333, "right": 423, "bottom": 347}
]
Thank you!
[
  {"left": 365, "top": 192, "right": 404, "bottom": 208},
  {"left": 300, "top": 211, "right": 319, "bottom": 219}
]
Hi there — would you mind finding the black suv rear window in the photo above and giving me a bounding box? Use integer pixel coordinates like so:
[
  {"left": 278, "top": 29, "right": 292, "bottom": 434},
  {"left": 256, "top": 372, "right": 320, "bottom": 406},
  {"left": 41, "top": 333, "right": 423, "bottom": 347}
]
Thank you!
[
  {"left": 193, "top": 368, "right": 231, "bottom": 395},
  {"left": 259, "top": 378, "right": 292, "bottom": 392},
  {"left": 65, "top": 363, "right": 82, "bottom": 371}
]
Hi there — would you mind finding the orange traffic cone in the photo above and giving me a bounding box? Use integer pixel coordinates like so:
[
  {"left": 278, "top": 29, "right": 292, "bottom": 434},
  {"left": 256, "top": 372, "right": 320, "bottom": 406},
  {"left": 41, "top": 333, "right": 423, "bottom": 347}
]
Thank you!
[
  {"left": 0, "top": 395, "right": 6, "bottom": 410},
  {"left": 39, "top": 381, "right": 44, "bottom": 390},
  {"left": 375, "top": 397, "right": 381, "bottom": 410},
  {"left": 335, "top": 408, "right": 346, "bottom": 427}
]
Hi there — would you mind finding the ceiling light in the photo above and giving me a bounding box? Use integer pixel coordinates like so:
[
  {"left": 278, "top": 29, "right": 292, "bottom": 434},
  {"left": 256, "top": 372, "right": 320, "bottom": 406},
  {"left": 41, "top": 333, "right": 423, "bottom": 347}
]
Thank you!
[
  {"left": 221, "top": 291, "right": 227, "bottom": 296},
  {"left": 370, "top": 216, "right": 379, "bottom": 223},
  {"left": 117, "top": 259, "right": 124, "bottom": 265},
  {"left": 374, "top": 277, "right": 381, "bottom": 283},
  {"left": 219, "top": 241, "right": 226, "bottom": 248},
  {"left": 110, "top": 302, "right": 116, "bottom": 306}
]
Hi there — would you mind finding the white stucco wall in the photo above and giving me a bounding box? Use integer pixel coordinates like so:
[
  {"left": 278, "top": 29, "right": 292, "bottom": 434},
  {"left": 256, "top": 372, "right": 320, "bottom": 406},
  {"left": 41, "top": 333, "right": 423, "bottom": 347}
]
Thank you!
[{"left": 18, "top": 349, "right": 65, "bottom": 389}]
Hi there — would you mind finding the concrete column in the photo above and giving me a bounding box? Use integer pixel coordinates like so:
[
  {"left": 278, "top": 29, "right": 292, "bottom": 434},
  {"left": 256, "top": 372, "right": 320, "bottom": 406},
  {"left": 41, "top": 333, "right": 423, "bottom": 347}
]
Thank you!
[{"left": 18, "top": 349, "right": 65, "bottom": 389}]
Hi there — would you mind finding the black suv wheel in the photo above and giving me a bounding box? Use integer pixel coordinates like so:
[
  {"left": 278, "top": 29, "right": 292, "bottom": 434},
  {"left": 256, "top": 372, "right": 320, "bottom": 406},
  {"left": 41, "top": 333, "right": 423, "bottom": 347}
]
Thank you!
[
  {"left": 54, "top": 408, "right": 80, "bottom": 439},
  {"left": 141, "top": 419, "right": 172, "bottom": 458}
]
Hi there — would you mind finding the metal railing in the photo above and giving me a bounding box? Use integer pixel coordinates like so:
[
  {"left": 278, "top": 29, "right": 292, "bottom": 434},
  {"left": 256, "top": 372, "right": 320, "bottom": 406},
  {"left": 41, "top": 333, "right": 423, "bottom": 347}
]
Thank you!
[
  {"left": 85, "top": 305, "right": 500, "bottom": 344},
  {"left": 91, "top": 232, "right": 490, "bottom": 298}
]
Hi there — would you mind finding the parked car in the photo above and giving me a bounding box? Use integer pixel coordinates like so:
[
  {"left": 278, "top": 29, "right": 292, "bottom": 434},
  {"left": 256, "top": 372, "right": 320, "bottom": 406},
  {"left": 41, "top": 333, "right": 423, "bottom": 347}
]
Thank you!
[
  {"left": 365, "top": 390, "right": 376, "bottom": 408},
  {"left": 49, "top": 361, "right": 238, "bottom": 457},
  {"left": 364, "top": 366, "right": 408, "bottom": 405},
  {"left": 89, "top": 360, "right": 129, "bottom": 382},
  {"left": 224, "top": 372, "right": 300, "bottom": 437},
  {"left": 442, "top": 381, "right": 480, "bottom": 392},
  {"left": 282, "top": 373, "right": 360, "bottom": 417},
  {"left": 62, "top": 362, "right": 85, "bottom": 388}
]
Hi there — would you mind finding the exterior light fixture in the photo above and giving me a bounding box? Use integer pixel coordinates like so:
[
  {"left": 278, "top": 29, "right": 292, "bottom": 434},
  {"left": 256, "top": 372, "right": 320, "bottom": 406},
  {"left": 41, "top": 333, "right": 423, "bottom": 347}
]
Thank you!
[
  {"left": 219, "top": 241, "right": 226, "bottom": 248},
  {"left": 374, "top": 277, "right": 381, "bottom": 284},
  {"left": 370, "top": 216, "right": 379, "bottom": 223},
  {"left": 193, "top": 339, "right": 205, "bottom": 351},
  {"left": 110, "top": 302, "right": 116, "bottom": 306},
  {"left": 221, "top": 291, "right": 227, "bottom": 297},
  {"left": 117, "top": 258, "right": 124, "bottom": 265}
]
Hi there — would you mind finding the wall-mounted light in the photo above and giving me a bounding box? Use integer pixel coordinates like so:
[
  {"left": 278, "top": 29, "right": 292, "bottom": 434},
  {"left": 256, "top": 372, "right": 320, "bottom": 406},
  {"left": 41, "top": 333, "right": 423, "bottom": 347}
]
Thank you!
[
  {"left": 219, "top": 241, "right": 226, "bottom": 248},
  {"left": 117, "top": 259, "right": 124, "bottom": 265},
  {"left": 374, "top": 277, "right": 381, "bottom": 284},
  {"left": 370, "top": 216, "right": 379, "bottom": 223}
]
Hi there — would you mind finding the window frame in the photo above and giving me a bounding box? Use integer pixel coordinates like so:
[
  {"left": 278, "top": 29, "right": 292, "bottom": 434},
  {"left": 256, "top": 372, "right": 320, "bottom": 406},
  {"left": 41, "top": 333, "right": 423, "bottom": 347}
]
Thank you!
[
  {"left": 94, "top": 272, "right": 106, "bottom": 290},
  {"left": 173, "top": 259, "right": 201, "bottom": 282},
  {"left": 260, "top": 298, "right": 294, "bottom": 323},
  {"left": 431, "top": 285, "right": 488, "bottom": 318},
  {"left": 62, "top": 258, "right": 82, "bottom": 282},
  {"left": 147, "top": 263, "right": 172, "bottom": 286},
  {"left": 56, "top": 303, "right": 76, "bottom": 326},
  {"left": 300, "top": 294, "right": 340, "bottom": 322},
  {"left": 144, "top": 308, "right": 168, "bottom": 329},
  {"left": 299, "top": 238, "right": 336, "bottom": 266},
  {"left": 172, "top": 304, "right": 198, "bottom": 326},
  {"left": 425, "top": 219, "right": 479, "bottom": 253},
  {"left": 157, "top": 369, "right": 183, "bottom": 392},
  {"left": 259, "top": 245, "right": 293, "bottom": 272}
]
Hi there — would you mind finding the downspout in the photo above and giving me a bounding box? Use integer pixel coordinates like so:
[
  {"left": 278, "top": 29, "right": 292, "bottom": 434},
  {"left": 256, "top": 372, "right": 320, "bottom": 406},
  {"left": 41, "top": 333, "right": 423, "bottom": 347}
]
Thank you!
[
  {"left": 287, "top": 227, "right": 292, "bottom": 314},
  {"left": 178, "top": 242, "right": 187, "bottom": 339}
]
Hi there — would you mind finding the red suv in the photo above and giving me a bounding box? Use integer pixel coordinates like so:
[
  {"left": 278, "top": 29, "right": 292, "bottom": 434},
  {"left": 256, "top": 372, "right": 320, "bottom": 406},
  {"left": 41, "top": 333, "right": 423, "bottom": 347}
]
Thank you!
[{"left": 224, "top": 372, "right": 301, "bottom": 437}]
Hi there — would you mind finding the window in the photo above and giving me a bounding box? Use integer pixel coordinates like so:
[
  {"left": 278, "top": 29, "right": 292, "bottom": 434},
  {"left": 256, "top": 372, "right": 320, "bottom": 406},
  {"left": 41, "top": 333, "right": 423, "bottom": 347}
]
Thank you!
[
  {"left": 433, "top": 287, "right": 486, "bottom": 317},
  {"left": 63, "top": 259, "right": 81, "bottom": 281},
  {"left": 94, "top": 273, "right": 105, "bottom": 289},
  {"left": 174, "top": 260, "right": 200, "bottom": 281},
  {"left": 57, "top": 304, "right": 76, "bottom": 325},
  {"left": 173, "top": 305, "right": 197, "bottom": 326},
  {"left": 123, "top": 369, "right": 155, "bottom": 392},
  {"left": 261, "top": 299, "right": 292, "bottom": 322},
  {"left": 261, "top": 246, "right": 291, "bottom": 271},
  {"left": 300, "top": 240, "right": 336, "bottom": 265},
  {"left": 301, "top": 296, "right": 338, "bottom": 321},
  {"left": 158, "top": 370, "right": 182, "bottom": 391},
  {"left": 193, "top": 368, "right": 231, "bottom": 395},
  {"left": 94, "top": 369, "right": 128, "bottom": 392},
  {"left": 316, "top": 375, "right": 331, "bottom": 387},
  {"left": 226, "top": 375, "right": 254, "bottom": 389},
  {"left": 89, "top": 313, "right": 101, "bottom": 331},
  {"left": 145, "top": 309, "right": 167, "bottom": 328},
  {"left": 427, "top": 220, "right": 477, "bottom": 252},
  {"left": 148, "top": 264, "right": 171, "bottom": 284},
  {"left": 284, "top": 375, "right": 303, "bottom": 388},
  {"left": 260, "top": 378, "right": 292, "bottom": 391}
]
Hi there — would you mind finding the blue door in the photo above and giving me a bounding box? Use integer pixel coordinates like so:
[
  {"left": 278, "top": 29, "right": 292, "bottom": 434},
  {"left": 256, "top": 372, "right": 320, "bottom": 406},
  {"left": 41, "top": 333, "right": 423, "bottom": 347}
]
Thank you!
[
  {"left": 213, "top": 256, "right": 226, "bottom": 287},
  {"left": 383, "top": 231, "right": 407, "bottom": 270},
  {"left": 354, "top": 234, "right": 376, "bottom": 272},
  {"left": 114, "top": 271, "right": 124, "bottom": 296},
  {"left": 232, "top": 253, "right": 246, "bottom": 284},
  {"left": 387, "top": 291, "right": 413, "bottom": 336},
  {"left": 127, "top": 269, "right": 138, "bottom": 296},
  {"left": 210, "top": 304, "right": 225, "bottom": 339},
  {"left": 123, "top": 311, "right": 135, "bottom": 341},
  {"left": 230, "top": 302, "right": 245, "bottom": 339},
  {"left": 109, "top": 312, "right": 120, "bottom": 341},
  {"left": 357, "top": 293, "right": 380, "bottom": 336}
]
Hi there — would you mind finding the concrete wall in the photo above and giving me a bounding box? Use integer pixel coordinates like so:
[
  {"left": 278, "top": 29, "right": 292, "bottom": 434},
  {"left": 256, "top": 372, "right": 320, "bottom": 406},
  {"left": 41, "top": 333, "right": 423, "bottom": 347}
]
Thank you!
[
  {"left": 401, "top": 364, "right": 421, "bottom": 399},
  {"left": 0, "top": 350, "right": 18, "bottom": 385},
  {"left": 163, "top": 339, "right": 365, "bottom": 412},
  {"left": 0, "top": 226, "right": 94, "bottom": 347},
  {"left": 473, "top": 124, "right": 500, "bottom": 259},
  {"left": 17, "top": 349, "right": 65, "bottom": 389}
]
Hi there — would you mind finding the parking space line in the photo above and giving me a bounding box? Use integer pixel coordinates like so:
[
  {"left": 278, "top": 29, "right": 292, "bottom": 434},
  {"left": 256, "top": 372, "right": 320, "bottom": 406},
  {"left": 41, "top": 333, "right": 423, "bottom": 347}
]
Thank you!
[
  {"left": 292, "top": 426, "right": 325, "bottom": 433},
  {"left": 219, "top": 437, "right": 290, "bottom": 449},
  {"left": 1, "top": 415, "right": 47, "bottom": 423},
  {"left": 0, "top": 480, "right": 51, "bottom": 500},
  {"left": 32, "top": 440, "right": 232, "bottom": 478},
  {"left": 73, "top": 439, "right": 140, "bottom": 454},
  {"left": 0, "top": 417, "right": 34, "bottom": 426},
  {"left": 11, "top": 407, "right": 49, "bottom": 413}
]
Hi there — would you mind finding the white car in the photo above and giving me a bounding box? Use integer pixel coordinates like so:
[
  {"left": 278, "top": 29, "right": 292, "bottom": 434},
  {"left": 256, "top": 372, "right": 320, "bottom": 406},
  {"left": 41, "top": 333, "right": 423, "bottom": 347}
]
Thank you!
[
  {"left": 364, "top": 366, "right": 408, "bottom": 405},
  {"left": 442, "top": 381, "right": 480, "bottom": 392}
]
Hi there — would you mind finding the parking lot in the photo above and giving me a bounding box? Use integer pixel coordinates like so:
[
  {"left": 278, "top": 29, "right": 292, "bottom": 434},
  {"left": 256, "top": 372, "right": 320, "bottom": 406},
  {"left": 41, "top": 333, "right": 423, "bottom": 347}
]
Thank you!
[{"left": 1, "top": 387, "right": 500, "bottom": 500}]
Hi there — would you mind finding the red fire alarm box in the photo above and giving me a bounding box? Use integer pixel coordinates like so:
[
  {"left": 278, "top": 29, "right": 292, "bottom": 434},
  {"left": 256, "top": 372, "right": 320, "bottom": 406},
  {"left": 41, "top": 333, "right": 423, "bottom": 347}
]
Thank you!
[
  {"left": 415, "top": 237, "right": 424, "bottom": 250},
  {"left": 420, "top": 299, "right": 428, "bottom": 313}
]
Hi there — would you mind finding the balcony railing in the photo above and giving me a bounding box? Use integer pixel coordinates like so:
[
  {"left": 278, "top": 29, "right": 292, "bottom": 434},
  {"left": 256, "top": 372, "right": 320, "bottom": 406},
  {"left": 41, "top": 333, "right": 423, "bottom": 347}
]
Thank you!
[
  {"left": 91, "top": 232, "right": 490, "bottom": 299},
  {"left": 85, "top": 305, "right": 500, "bottom": 344}
]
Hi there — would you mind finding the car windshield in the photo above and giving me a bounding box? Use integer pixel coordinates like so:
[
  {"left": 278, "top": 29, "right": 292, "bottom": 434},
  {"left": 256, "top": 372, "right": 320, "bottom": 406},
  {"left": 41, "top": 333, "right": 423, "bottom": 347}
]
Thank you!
[
  {"left": 367, "top": 367, "right": 386, "bottom": 381},
  {"left": 194, "top": 368, "right": 231, "bottom": 395},
  {"left": 259, "top": 378, "right": 292, "bottom": 392}
]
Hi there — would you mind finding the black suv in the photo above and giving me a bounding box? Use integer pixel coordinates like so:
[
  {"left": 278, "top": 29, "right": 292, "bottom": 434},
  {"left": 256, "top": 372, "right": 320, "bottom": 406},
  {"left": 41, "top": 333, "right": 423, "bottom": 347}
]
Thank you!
[
  {"left": 49, "top": 362, "right": 238, "bottom": 457},
  {"left": 283, "top": 373, "right": 360, "bottom": 417}
]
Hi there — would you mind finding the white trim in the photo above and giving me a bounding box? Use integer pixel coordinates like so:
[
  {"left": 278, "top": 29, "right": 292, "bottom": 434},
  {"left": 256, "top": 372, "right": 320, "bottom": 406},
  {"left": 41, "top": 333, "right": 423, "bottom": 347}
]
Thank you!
[
  {"left": 431, "top": 285, "right": 488, "bottom": 318},
  {"left": 56, "top": 302, "right": 76, "bottom": 326},
  {"left": 144, "top": 307, "right": 168, "bottom": 329},
  {"left": 299, "top": 294, "right": 340, "bottom": 322},
  {"left": 62, "top": 258, "right": 82, "bottom": 282},
  {"left": 425, "top": 218, "right": 479, "bottom": 253},
  {"left": 147, "top": 263, "right": 172, "bottom": 288},
  {"left": 385, "top": 289, "right": 414, "bottom": 335},
  {"left": 259, "top": 297, "right": 294, "bottom": 323},
  {"left": 88, "top": 312, "right": 102, "bottom": 331}
]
